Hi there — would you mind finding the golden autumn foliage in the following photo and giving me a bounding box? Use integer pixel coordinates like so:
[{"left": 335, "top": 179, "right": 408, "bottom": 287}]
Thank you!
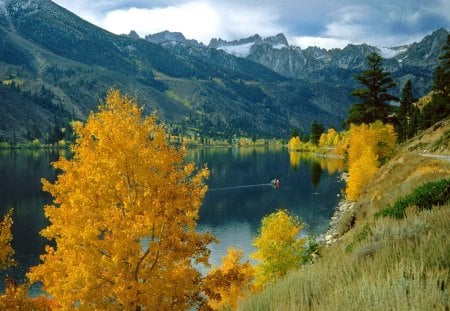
[
  {"left": 288, "top": 136, "right": 302, "bottom": 151},
  {"left": 346, "top": 121, "right": 397, "bottom": 201},
  {"left": 288, "top": 152, "right": 345, "bottom": 174},
  {"left": 250, "top": 210, "right": 306, "bottom": 289},
  {"left": 0, "top": 281, "right": 55, "bottom": 310},
  {"left": 318, "top": 128, "right": 340, "bottom": 147},
  {"left": 288, "top": 137, "right": 316, "bottom": 152},
  {"left": 202, "top": 248, "right": 254, "bottom": 310},
  {"left": 289, "top": 151, "right": 302, "bottom": 170},
  {"left": 28, "top": 89, "right": 213, "bottom": 310},
  {"left": 0, "top": 210, "right": 54, "bottom": 310},
  {"left": 0, "top": 209, "right": 14, "bottom": 271},
  {"left": 346, "top": 147, "right": 379, "bottom": 201}
]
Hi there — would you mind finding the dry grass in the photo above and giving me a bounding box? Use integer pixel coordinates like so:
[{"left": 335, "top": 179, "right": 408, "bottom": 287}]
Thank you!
[
  {"left": 238, "top": 206, "right": 450, "bottom": 311},
  {"left": 354, "top": 152, "right": 450, "bottom": 223},
  {"left": 238, "top": 119, "right": 450, "bottom": 311},
  {"left": 403, "top": 118, "right": 450, "bottom": 155}
]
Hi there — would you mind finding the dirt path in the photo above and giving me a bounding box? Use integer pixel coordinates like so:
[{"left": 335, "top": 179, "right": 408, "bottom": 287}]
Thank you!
[{"left": 418, "top": 153, "right": 450, "bottom": 161}]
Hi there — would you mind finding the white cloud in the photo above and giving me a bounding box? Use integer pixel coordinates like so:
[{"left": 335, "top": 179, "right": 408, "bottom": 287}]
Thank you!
[
  {"left": 98, "top": 1, "right": 221, "bottom": 43},
  {"left": 76, "top": 1, "right": 285, "bottom": 45},
  {"left": 53, "top": 0, "right": 449, "bottom": 49},
  {"left": 323, "top": 5, "right": 370, "bottom": 42},
  {"left": 215, "top": 4, "right": 284, "bottom": 40},
  {"left": 290, "top": 36, "right": 349, "bottom": 50}
]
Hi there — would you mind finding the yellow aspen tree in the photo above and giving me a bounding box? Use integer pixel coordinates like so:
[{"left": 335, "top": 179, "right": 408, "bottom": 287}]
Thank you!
[
  {"left": 370, "top": 121, "right": 397, "bottom": 163},
  {"left": 0, "top": 210, "right": 55, "bottom": 309},
  {"left": 202, "top": 247, "right": 254, "bottom": 310},
  {"left": 347, "top": 123, "right": 370, "bottom": 164},
  {"left": 288, "top": 136, "right": 302, "bottom": 151},
  {"left": 250, "top": 210, "right": 305, "bottom": 289},
  {"left": 0, "top": 282, "right": 55, "bottom": 310},
  {"left": 346, "top": 147, "right": 378, "bottom": 201},
  {"left": 28, "top": 89, "right": 213, "bottom": 310},
  {"left": 319, "top": 132, "right": 328, "bottom": 147},
  {"left": 334, "top": 130, "right": 350, "bottom": 157},
  {"left": 0, "top": 209, "right": 14, "bottom": 271},
  {"left": 346, "top": 121, "right": 396, "bottom": 201},
  {"left": 319, "top": 128, "right": 339, "bottom": 147}
]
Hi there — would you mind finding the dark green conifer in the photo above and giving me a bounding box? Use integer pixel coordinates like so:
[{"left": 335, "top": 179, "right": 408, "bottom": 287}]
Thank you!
[
  {"left": 345, "top": 52, "right": 397, "bottom": 127},
  {"left": 420, "top": 34, "right": 450, "bottom": 130},
  {"left": 397, "top": 80, "right": 416, "bottom": 142},
  {"left": 310, "top": 121, "right": 324, "bottom": 145}
]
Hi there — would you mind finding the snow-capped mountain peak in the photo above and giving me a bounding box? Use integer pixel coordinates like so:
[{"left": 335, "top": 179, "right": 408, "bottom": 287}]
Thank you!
[
  {"left": 144, "top": 30, "right": 202, "bottom": 47},
  {"left": 376, "top": 46, "right": 409, "bottom": 58},
  {"left": 208, "top": 33, "right": 289, "bottom": 57}
]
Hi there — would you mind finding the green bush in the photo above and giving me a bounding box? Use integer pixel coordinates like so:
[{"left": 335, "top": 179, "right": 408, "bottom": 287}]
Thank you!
[
  {"left": 302, "top": 236, "right": 321, "bottom": 264},
  {"left": 375, "top": 178, "right": 450, "bottom": 219}
]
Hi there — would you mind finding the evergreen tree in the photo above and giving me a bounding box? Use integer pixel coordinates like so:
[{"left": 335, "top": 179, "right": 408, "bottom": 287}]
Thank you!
[
  {"left": 420, "top": 34, "right": 450, "bottom": 129},
  {"left": 407, "top": 105, "right": 420, "bottom": 138},
  {"left": 310, "top": 121, "right": 324, "bottom": 145},
  {"left": 290, "top": 128, "right": 300, "bottom": 138},
  {"left": 345, "top": 52, "right": 397, "bottom": 126},
  {"left": 434, "top": 34, "right": 450, "bottom": 98},
  {"left": 397, "top": 80, "right": 416, "bottom": 142}
]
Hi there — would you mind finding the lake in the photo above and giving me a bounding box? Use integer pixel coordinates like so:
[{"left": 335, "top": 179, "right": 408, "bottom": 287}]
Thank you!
[{"left": 0, "top": 147, "right": 344, "bottom": 291}]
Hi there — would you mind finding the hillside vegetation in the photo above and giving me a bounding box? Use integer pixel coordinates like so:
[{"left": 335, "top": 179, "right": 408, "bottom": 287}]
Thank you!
[
  {"left": 0, "top": 0, "right": 355, "bottom": 143},
  {"left": 238, "top": 118, "right": 450, "bottom": 310}
]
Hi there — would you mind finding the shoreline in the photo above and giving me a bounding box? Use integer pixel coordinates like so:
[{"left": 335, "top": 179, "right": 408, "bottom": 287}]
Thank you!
[{"left": 318, "top": 172, "right": 354, "bottom": 246}]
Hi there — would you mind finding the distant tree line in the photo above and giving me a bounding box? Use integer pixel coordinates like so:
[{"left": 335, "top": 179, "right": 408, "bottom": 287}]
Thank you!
[{"left": 0, "top": 82, "right": 75, "bottom": 146}]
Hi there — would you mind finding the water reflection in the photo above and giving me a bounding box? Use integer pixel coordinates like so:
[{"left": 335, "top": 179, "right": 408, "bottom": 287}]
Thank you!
[
  {"left": 0, "top": 150, "right": 60, "bottom": 289},
  {"left": 189, "top": 147, "right": 345, "bottom": 266},
  {"left": 0, "top": 147, "right": 345, "bottom": 285},
  {"left": 311, "top": 162, "right": 323, "bottom": 188}
]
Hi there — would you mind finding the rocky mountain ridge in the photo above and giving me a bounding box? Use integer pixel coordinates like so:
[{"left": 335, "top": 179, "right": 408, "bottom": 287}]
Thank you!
[
  {"left": 0, "top": 0, "right": 447, "bottom": 143},
  {"left": 139, "top": 28, "right": 448, "bottom": 96},
  {"left": 0, "top": 0, "right": 352, "bottom": 143},
  {"left": 143, "top": 30, "right": 203, "bottom": 47}
]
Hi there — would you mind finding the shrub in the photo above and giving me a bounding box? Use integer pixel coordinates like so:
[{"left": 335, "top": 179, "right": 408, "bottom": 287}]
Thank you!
[
  {"left": 302, "top": 236, "right": 321, "bottom": 265},
  {"left": 376, "top": 178, "right": 450, "bottom": 219}
]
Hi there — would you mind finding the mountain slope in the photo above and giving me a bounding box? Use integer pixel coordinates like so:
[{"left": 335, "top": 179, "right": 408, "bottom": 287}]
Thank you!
[
  {"left": 0, "top": 0, "right": 354, "bottom": 143},
  {"left": 0, "top": 0, "right": 446, "bottom": 143},
  {"left": 239, "top": 118, "right": 450, "bottom": 310},
  {"left": 223, "top": 28, "right": 448, "bottom": 96}
]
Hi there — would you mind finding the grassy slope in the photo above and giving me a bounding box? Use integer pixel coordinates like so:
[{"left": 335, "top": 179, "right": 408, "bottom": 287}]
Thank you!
[{"left": 238, "top": 119, "right": 450, "bottom": 311}]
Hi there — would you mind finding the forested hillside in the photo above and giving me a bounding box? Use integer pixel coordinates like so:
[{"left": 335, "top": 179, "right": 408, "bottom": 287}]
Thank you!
[{"left": 0, "top": 0, "right": 447, "bottom": 143}]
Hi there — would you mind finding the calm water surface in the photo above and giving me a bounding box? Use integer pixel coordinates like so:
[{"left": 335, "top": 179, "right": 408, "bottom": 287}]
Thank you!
[{"left": 0, "top": 147, "right": 344, "bottom": 290}]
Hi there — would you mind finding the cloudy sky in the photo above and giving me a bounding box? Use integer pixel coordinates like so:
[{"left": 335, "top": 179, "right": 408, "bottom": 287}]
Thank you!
[{"left": 52, "top": 0, "right": 450, "bottom": 49}]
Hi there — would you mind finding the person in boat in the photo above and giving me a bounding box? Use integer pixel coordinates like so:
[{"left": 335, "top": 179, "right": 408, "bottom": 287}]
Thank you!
[{"left": 271, "top": 178, "right": 280, "bottom": 188}]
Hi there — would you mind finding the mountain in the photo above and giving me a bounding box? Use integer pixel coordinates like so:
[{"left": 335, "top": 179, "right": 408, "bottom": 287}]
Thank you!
[
  {"left": 0, "top": 0, "right": 446, "bottom": 144},
  {"left": 144, "top": 30, "right": 203, "bottom": 47},
  {"left": 244, "top": 29, "right": 448, "bottom": 96},
  {"left": 0, "top": 0, "right": 352, "bottom": 143},
  {"left": 208, "top": 33, "right": 289, "bottom": 57}
]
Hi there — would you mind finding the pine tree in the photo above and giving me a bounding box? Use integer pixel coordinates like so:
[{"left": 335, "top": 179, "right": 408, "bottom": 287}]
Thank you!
[
  {"left": 397, "top": 80, "right": 415, "bottom": 142},
  {"left": 434, "top": 34, "right": 450, "bottom": 99},
  {"left": 310, "top": 121, "right": 324, "bottom": 145},
  {"left": 345, "top": 52, "right": 397, "bottom": 126},
  {"left": 407, "top": 105, "right": 420, "bottom": 138},
  {"left": 421, "top": 34, "right": 450, "bottom": 129}
]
